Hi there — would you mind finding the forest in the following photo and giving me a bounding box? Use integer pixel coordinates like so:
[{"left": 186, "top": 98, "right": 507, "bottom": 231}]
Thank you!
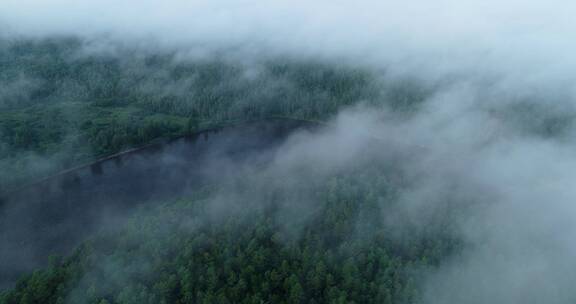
[
  {"left": 0, "top": 37, "right": 429, "bottom": 194},
  {"left": 0, "top": 37, "right": 445, "bottom": 303},
  {"left": 1, "top": 165, "right": 461, "bottom": 304},
  {"left": 1, "top": 27, "right": 574, "bottom": 304},
  {"left": 3, "top": 1, "right": 576, "bottom": 303}
]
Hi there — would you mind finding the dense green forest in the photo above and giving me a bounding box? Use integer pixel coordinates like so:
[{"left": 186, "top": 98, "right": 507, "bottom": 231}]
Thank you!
[
  {"left": 0, "top": 37, "right": 449, "bottom": 303},
  {"left": 0, "top": 37, "right": 428, "bottom": 193},
  {"left": 0, "top": 161, "right": 460, "bottom": 303},
  {"left": 5, "top": 0, "right": 576, "bottom": 302}
]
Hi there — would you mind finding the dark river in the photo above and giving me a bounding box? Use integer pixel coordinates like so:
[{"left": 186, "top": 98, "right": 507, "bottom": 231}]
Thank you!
[{"left": 0, "top": 119, "right": 314, "bottom": 289}]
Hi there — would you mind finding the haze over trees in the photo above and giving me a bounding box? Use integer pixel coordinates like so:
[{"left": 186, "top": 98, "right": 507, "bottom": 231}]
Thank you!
[
  {"left": 0, "top": 37, "right": 439, "bottom": 303},
  {"left": 1, "top": 169, "right": 460, "bottom": 304},
  {"left": 0, "top": 37, "right": 428, "bottom": 193},
  {"left": 2, "top": 1, "right": 576, "bottom": 304}
]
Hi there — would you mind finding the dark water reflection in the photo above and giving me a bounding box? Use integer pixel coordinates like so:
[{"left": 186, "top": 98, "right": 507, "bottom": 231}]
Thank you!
[{"left": 0, "top": 119, "right": 312, "bottom": 289}]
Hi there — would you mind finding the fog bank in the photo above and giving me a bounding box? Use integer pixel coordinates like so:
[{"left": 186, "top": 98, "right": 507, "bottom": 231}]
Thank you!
[{"left": 1, "top": 1, "right": 576, "bottom": 302}]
